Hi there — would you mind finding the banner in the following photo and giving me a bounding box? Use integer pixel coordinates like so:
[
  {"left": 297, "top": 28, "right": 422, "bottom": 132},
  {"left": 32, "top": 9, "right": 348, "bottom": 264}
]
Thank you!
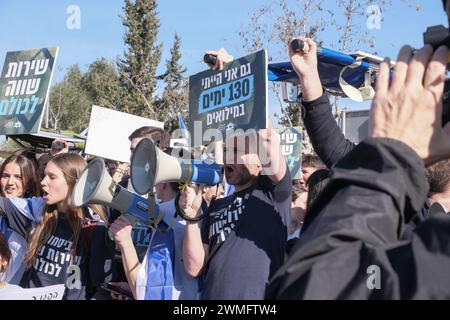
[
  {"left": 188, "top": 50, "right": 268, "bottom": 146},
  {"left": 84, "top": 105, "right": 164, "bottom": 163},
  {"left": 0, "top": 47, "right": 58, "bottom": 135},
  {"left": 276, "top": 127, "right": 302, "bottom": 180},
  {"left": 0, "top": 284, "right": 65, "bottom": 300}
]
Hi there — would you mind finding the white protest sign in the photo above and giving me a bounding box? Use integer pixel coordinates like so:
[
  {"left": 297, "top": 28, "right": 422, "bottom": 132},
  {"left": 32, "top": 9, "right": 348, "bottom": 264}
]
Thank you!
[
  {"left": 84, "top": 106, "right": 164, "bottom": 163},
  {"left": 0, "top": 284, "right": 65, "bottom": 300}
]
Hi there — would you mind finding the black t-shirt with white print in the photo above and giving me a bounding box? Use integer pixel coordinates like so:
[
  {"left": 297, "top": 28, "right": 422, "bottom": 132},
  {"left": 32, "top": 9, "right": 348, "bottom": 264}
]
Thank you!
[
  {"left": 0, "top": 197, "right": 114, "bottom": 300},
  {"left": 20, "top": 212, "right": 114, "bottom": 300},
  {"left": 200, "top": 171, "right": 291, "bottom": 299}
]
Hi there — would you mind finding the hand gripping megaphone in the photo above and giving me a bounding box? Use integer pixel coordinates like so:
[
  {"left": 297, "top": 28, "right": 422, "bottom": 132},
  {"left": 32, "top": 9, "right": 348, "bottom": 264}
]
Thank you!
[
  {"left": 130, "top": 138, "right": 224, "bottom": 195},
  {"left": 72, "top": 157, "right": 160, "bottom": 227}
]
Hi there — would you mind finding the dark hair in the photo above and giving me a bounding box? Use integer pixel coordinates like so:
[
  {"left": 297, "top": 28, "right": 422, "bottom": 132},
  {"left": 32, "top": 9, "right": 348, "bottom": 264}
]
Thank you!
[
  {"left": 426, "top": 159, "right": 450, "bottom": 194},
  {"left": 0, "top": 155, "right": 40, "bottom": 198},
  {"left": 292, "top": 184, "right": 306, "bottom": 202},
  {"left": 302, "top": 154, "right": 326, "bottom": 170},
  {"left": 306, "top": 169, "right": 331, "bottom": 211},
  {"left": 0, "top": 233, "right": 11, "bottom": 275},
  {"left": 128, "top": 126, "right": 170, "bottom": 150}
]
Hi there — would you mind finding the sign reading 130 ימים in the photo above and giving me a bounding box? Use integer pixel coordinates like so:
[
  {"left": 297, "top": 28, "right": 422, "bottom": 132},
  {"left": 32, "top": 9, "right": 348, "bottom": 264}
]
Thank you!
[
  {"left": 188, "top": 50, "right": 268, "bottom": 146},
  {"left": 0, "top": 47, "right": 58, "bottom": 135}
]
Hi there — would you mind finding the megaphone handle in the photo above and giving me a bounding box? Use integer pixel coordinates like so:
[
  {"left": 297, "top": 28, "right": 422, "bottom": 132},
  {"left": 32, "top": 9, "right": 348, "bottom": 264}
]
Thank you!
[{"left": 147, "top": 192, "right": 157, "bottom": 228}]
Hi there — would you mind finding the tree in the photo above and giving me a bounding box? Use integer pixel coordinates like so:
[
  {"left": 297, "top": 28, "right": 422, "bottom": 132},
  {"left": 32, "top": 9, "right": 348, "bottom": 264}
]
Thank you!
[
  {"left": 83, "top": 58, "right": 122, "bottom": 109},
  {"left": 117, "top": 0, "right": 162, "bottom": 118},
  {"left": 238, "top": 0, "right": 403, "bottom": 125},
  {"left": 48, "top": 65, "right": 93, "bottom": 132},
  {"left": 48, "top": 59, "right": 123, "bottom": 132},
  {"left": 238, "top": 0, "right": 326, "bottom": 129},
  {"left": 238, "top": 0, "right": 405, "bottom": 155},
  {"left": 156, "top": 33, "right": 189, "bottom": 133}
]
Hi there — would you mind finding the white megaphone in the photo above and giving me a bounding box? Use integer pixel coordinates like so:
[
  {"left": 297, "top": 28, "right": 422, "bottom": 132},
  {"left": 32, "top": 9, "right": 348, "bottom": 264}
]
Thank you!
[
  {"left": 130, "top": 138, "right": 223, "bottom": 195},
  {"left": 72, "top": 157, "right": 159, "bottom": 226}
]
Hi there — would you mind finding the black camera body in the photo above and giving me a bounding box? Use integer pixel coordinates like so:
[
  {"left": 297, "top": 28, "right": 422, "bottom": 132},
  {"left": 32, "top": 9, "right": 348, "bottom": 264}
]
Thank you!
[
  {"left": 424, "top": 24, "right": 450, "bottom": 126},
  {"left": 51, "top": 140, "right": 66, "bottom": 153}
]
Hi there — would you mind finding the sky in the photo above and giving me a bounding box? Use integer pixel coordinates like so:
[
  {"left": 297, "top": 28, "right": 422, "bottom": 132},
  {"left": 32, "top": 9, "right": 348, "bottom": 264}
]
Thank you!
[{"left": 0, "top": 0, "right": 447, "bottom": 122}]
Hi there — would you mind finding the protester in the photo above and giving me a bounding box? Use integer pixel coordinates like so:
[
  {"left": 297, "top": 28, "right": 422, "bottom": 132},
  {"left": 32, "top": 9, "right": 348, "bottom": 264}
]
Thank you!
[
  {"left": 202, "top": 183, "right": 225, "bottom": 206},
  {"left": 180, "top": 122, "right": 291, "bottom": 299},
  {"left": 108, "top": 126, "right": 176, "bottom": 298},
  {"left": 4, "top": 153, "right": 114, "bottom": 299},
  {"left": 0, "top": 155, "right": 40, "bottom": 199},
  {"left": 425, "top": 159, "right": 450, "bottom": 211},
  {"left": 36, "top": 139, "right": 70, "bottom": 182},
  {"left": 0, "top": 155, "right": 41, "bottom": 284},
  {"left": 300, "top": 154, "right": 326, "bottom": 188},
  {"left": 288, "top": 36, "right": 444, "bottom": 238},
  {"left": 0, "top": 233, "right": 21, "bottom": 290},
  {"left": 266, "top": 38, "right": 450, "bottom": 298},
  {"left": 286, "top": 184, "right": 307, "bottom": 254},
  {"left": 110, "top": 177, "right": 201, "bottom": 300}
]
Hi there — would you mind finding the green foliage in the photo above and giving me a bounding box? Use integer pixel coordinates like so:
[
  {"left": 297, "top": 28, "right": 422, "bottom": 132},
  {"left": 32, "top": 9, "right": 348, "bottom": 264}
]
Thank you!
[
  {"left": 275, "top": 101, "right": 301, "bottom": 127},
  {"left": 83, "top": 58, "right": 122, "bottom": 108},
  {"left": 157, "top": 33, "right": 189, "bottom": 133},
  {"left": 48, "top": 59, "right": 122, "bottom": 132},
  {"left": 117, "top": 0, "right": 162, "bottom": 117},
  {"left": 48, "top": 65, "right": 93, "bottom": 132},
  {"left": 48, "top": 0, "right": 189, "bottom": 134}
]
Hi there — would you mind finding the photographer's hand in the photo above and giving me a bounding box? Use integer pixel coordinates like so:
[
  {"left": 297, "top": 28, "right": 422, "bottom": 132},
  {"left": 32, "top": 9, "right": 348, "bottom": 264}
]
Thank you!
[{"left": 369, "top": 44, "right": 450, "bottom": 165}]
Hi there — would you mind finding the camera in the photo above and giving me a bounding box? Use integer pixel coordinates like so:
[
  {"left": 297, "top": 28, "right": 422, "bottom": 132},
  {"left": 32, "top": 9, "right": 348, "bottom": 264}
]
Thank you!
[
  {"left": 425, "top": 0, "right": 450, "bottom": 126},
  {"left": 51, "top": 140, "right": 66, "bottom": 153}
]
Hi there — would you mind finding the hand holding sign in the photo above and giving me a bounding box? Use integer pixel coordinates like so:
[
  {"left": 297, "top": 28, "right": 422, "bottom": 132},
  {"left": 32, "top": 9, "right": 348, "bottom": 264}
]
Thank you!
[{"left": 258, "top": 121, "right": 286, "bottom": 183}]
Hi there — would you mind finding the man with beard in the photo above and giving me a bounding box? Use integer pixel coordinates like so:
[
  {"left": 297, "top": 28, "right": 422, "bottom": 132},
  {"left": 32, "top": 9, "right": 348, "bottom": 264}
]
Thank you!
[{"left": 179, "top": 127, "right": 291, "bottom": 299}]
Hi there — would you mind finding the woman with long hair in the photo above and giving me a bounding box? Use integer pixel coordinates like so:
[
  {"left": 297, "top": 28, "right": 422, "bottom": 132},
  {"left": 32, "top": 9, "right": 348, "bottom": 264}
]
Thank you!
[
  {"left": 1, "top": 153, "right": 113, "bottom": 299},
  {"left": 0, "top": 154, "right": 40, "bottom": 198},
  {"left": 0, "top": 154, "right": 41, "bottom": 284}
]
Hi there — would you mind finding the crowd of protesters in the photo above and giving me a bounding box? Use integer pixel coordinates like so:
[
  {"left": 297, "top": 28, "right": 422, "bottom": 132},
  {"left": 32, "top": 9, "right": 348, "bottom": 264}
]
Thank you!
[{"left": 1, "top": 0, "right": 450, "bottom": 300}]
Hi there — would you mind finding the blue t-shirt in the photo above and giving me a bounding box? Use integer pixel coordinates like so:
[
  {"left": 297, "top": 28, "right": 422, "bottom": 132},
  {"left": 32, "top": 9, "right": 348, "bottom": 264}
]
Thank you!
[
  {"left": 201, "top": 171, "right": 291, "bottom": 299},
  {"left": 136, "top": 199, "right": 200, "bottom": 300}
]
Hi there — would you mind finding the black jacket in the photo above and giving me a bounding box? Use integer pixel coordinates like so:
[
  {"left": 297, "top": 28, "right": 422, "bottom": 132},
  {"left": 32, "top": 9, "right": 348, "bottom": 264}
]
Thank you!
[
  {"left": 266, "top": 138, "right": 450, "bottom": 299},
  {"left": 302, "top": 94, "right": 428, "bottom": 234},
  {"left": 302, "top": 93, "right": 355, "bottom": 168}
]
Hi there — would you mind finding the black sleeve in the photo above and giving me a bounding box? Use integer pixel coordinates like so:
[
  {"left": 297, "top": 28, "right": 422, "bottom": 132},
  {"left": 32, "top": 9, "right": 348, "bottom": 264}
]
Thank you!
[
  {"left": 266, "top": 138, "right": 449, "bottom": 299},
  {"left": 302, "top": 93, "right": 356, "bottom": 167},
  {"left": 0, "top": 198, "right": 33, "bottom": 239},
  {"left": 86, "top": 224, "right": 115, "bottom": 300}
]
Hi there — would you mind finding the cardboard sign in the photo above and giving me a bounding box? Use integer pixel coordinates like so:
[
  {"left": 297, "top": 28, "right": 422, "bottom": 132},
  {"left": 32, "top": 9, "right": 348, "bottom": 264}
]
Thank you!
[
  {"left": 84, "top": 105, "right": 164, "bottom": 163},
  {"left": 188, "top": 50, "right": 268, "bottom": 146},
  {"left": 0, "top": 284, "right": 65, "bottom": 300},
  {"left": 0, "top": 47, "right": 58, "bottom": 135},
  {"left": 276, "top": 127, "right": 302, "bottom": 180}
]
